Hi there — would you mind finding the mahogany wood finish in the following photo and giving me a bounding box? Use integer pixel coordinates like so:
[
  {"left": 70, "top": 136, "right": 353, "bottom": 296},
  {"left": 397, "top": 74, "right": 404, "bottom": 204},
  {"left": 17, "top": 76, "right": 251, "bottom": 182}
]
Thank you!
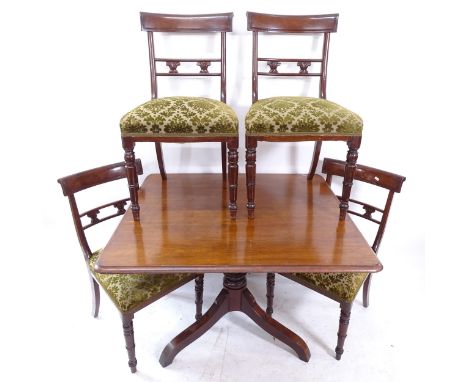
[
  {"left": 140, "top": 12, "right": 233, "bottom": 32},
  {"left": 122, "top": 314, "right": 137, "bottom": 372},
  {"left": 266, "top": 272, "right": 275, "bottom": 316},
  {"left": 266, "top": 158, "right": 406, "bottom": 360},
  {"left": 195, "top": 275, "right": 204, "bottom": 321},
  {"left": 247, "top": 11, "right": 337, "bottom": 105},
  {"left": 57, "top": 161, "right": 203, "bottom": 373},
  {"left": 123, "top": 12, "right": 238, "bottom": 221},
  {"left": 96, "top": 174, "right": 381, "bottom": 274},
  {"left": 96, "top": 173, "right": 382, "bottom": 366},
  {"left": 159, "top": 273, "right": 310, "bottom": 367},
  {"left": 247, "top": 12, "right": 338, "bottom": 33},
  {"left": 336, "top": 303, "right": 352, "bottom": 360},
  {"left": 245, "top": 11, "right": 360, "bottom": 219}
]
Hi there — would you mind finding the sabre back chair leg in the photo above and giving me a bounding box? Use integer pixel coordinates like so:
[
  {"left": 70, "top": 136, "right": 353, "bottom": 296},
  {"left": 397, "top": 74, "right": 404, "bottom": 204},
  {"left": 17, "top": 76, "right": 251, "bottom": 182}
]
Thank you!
[
  {"left": 307, "top": 141, "right": 323, "bottom": 180},
  {"left": 90, "top": 276, "right": 100, "bottom": 318},
  {"left": 155, "top": 142, "right": 167, "bottom": 180},
  {"left": 362, "top": 273, "right": 372, "bottom": 308},
  {"left": 221, "top": 142, "right": 227, "bottom": 179}
]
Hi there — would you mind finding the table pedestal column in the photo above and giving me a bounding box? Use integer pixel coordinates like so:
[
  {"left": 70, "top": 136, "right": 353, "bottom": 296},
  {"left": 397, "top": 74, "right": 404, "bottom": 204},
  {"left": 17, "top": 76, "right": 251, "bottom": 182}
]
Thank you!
[{"left": 159, "top": 273, "right": 311, "bottom": 367}]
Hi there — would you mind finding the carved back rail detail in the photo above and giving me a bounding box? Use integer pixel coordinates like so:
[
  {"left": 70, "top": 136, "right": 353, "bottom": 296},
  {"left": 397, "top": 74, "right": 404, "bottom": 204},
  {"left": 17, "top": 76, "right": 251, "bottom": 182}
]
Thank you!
[
  {"left": 80, "top": 199, "right": 130, "bottom": 230},
  {"left": 57, "top": 160, "right": 143, "bottom": 259},
  {"left": 322, "top": 158, "right": 406, "bottom": 254},
  {"left": 140, "top": 12, "right": 233, "bottom": 102},
  {"left": 154, "top": 58, "right": 220, "bottom": 76},
  {"left": 247, "top": 12, "right": 339, "bottom": 102}
]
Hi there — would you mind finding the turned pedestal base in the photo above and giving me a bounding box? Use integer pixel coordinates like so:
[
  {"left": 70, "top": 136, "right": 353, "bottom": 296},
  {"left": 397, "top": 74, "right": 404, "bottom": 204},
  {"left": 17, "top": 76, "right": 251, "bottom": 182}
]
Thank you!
[{"left": 159, "top": 273, "right": 311, "bottom": 367}]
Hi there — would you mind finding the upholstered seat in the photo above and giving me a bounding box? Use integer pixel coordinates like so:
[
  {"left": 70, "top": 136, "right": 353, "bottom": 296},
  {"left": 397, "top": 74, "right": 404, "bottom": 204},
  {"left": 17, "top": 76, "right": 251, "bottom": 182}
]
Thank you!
[
  {"left": 89, "top": 251, "right": 195, "bottom": 312},
  {"left": 291, "top": 272, "right": 368, "bottom": 303},
  {"left": 245, "top": 96, "right": 363, "bottom": 136},
  {"left": 121, "top": 96, "right": 238, "bottom": 138}
]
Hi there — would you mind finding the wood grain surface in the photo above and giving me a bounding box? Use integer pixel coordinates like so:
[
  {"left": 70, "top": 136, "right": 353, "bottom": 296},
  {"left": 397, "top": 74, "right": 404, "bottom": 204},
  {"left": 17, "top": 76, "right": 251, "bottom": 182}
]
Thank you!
[{"left": 96, "top": 174, "right": 381, "bottom": 274}]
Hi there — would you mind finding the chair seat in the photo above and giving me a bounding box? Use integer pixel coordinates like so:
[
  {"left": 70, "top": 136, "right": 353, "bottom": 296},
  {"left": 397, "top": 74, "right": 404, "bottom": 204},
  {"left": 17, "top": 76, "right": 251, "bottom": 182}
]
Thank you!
[
  {"left": 89, "top": 251, "right": 195, "bottom": 312},
  {"left": 120, "top": 96, "right": 238, "bottom": 138},
  {"left": 245, "top": 96, "right": 363, "bottom": 136},
  {"left": 291, "top": 272, "right": 368, "bottom": 303}
]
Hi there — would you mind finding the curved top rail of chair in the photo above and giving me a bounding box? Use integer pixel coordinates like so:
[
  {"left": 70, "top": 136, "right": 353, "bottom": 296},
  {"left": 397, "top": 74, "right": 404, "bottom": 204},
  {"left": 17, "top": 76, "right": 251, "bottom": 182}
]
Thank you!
[
  {"left": 140, "top": 12, "right": 233, "bottom": 32},
  {"left": 247, "top": 12, "right": 338, "bottom": 33}
]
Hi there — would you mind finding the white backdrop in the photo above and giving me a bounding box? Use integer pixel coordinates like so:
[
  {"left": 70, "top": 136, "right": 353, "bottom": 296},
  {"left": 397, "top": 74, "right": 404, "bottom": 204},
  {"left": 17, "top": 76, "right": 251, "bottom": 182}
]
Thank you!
[{"left": 0, "top": 0, "right": 463, "bottom": 381}]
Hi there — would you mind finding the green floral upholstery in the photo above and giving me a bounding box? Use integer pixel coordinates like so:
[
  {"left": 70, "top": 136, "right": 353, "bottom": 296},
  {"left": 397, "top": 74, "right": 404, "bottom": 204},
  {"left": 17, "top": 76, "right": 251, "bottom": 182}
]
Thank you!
[
  {"left": 292, "top": 272, "right": 369, "bottom": 303},
  {"left": 120, "top": 96, "right": 238, "bottom": 137},
  {"left": 89, "top": 251, "right": 194, "bottom": 312},
  {"left": 245, "top": 96, "right": 363, "bottom": 136}
]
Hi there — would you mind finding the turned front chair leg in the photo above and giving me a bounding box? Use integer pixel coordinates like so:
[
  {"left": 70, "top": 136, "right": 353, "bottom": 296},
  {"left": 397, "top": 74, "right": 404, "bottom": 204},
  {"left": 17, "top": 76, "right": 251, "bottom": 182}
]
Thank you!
[
  {"left": 266, "top": 273, "right": 275, "bottom": 316},
  {"left": 195, "top": 274, "right": 204, "bottom": 321},
  {"left": 335, "top": 302, "right": 352, "bottom": 360},
  {"left": 122, "top": 314, "right": 137, "bottom": 373},
  {"left": 340, "top": 136, "right": 361, "bottom": 220},
  {"left": 123, "top": 139, "right": 140, "bottom": 221},
  {"left": 227, "top": 138, "right": 239, "bottom": 219},
  {"left": 246, "top": 136, "right": 257, "bottom": 219},
  {"left": 307, "top": 141, "right": 323, "bottom": 180},
  {"left": 155, "top": 142, "right": 167, "bottom": 180}
]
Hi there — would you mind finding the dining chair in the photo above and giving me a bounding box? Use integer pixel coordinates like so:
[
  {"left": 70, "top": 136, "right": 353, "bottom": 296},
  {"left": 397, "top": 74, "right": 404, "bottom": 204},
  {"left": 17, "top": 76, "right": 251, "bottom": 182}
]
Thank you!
[
  {"left": 121, "top": 12, "right": 239, "bottom": 221},
  {"left": 245, "top": 12, "right": 363, "bottom": 219},
  {"left": 57, "top": 160, "right": 204, "bottom": 373},
  {"left": 265, "top": 157, "right": 406, "bottom": 360}
]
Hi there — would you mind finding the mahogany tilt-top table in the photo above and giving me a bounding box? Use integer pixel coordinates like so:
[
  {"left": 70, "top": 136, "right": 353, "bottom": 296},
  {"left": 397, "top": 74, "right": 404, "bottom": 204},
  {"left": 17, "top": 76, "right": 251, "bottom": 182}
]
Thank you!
[{"left": 96, "top": 173, "right": 382, "bottom": 366}]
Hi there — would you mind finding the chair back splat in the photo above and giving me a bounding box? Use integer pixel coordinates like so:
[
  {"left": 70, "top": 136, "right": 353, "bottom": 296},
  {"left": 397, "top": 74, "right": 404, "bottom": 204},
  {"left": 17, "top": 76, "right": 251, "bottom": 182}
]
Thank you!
[
  {"left": 58, "top": 160, "right": 143, "bottom": 260},
  {"left": 247, "top": 12, "right": 338, "bottom": 102},
  {"left": 140, "top": 12, "right": 233, "bottom": 102},
  {"left": 322, "top": 157, "right": 406, "bottom": 254}
]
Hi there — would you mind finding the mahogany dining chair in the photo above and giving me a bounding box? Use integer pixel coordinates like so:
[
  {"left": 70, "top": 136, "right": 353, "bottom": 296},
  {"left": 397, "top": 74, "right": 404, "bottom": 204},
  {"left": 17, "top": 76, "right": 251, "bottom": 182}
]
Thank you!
[
  {"left": 245, "top": 12, "right": 363, "bottom": 219},
  {"left": 58, "top": 160, "right": 204, "bottom": 372},
  {"left": 266, "top": 158, "right": 406, "bottom": 360},
  {"left": 121, "top": 12, "right": 239, "bottom": 221}
]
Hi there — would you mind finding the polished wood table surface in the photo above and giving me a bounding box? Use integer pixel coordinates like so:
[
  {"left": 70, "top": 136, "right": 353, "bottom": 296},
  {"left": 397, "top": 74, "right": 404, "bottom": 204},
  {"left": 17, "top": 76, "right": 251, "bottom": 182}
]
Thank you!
[{"left": 96, "top": 174, "right": 382, "bottom": 366}]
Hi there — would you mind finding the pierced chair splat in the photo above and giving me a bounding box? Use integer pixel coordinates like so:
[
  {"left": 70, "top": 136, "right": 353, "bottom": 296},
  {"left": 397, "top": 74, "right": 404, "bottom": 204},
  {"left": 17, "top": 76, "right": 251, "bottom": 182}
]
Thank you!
[
  {"left": 245, "top": 12, "right": 363, "bottom": 219},
  {"left": 266, "top": 157, "right": 406, "bottom": 360},
  {"left": 57, "top": 160, "right": 204, "bottom": 373},
  {"left": 121, "top": 12, "right": 239, "bottom": 221}
]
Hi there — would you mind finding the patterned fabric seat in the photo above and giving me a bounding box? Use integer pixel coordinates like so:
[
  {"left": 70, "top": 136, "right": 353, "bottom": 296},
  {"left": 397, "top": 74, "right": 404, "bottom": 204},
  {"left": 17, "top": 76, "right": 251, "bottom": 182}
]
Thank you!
[
  {"left": 291, "top": 272, "right": 369, "bottom": 303},
  {"left": 245, "top": 96, "right": 363, "bottom": 136},
  {"left": 120, "top": 96, "right": 238, "bottom": 138},
  {"left": 89, "top": 251, "right": 195, "bottom": 312}
]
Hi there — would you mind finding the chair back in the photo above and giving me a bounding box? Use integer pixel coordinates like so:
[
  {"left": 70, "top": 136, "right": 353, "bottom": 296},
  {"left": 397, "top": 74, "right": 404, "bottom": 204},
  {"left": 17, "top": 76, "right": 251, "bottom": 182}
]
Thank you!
[
  {"left": 247, "top": 12, "right": 338, "bottom": 103},
  {"left": 140, "top": 12, "right": 233, "bottom": 102},
  {"left": 322, "top": 158, "right": 406, "bottom": 254},
  {"left": 57, "top": 160, "right": 143, "bottom": 260}
]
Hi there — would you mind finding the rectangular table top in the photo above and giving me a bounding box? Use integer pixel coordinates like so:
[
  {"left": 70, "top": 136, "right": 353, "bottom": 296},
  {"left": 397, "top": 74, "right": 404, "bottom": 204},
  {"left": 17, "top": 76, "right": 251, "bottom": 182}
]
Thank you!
[{"left": 96, "top": 174, "right": 382, "bottom": 274}]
